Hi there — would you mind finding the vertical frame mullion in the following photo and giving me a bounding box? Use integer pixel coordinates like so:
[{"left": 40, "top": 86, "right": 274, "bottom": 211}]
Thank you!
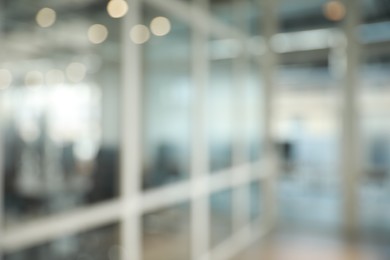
[
  {"left": 259, "top": 0, "right": 279, "bottom": 230},
  {"left": 191, "top": 0, "right": 211, "bottom": 259},
  {"left": 232, "top": 0, "right": 250, "bottom": 232},
  {"left": 0, "top": 109, "right": 4, "bottom": 259},
  {"left": 341, "top": 0, "right": 361, "bottom": 238},
  {"left": 0, "top": 2, "right": 5, "bottom": 256},
  {"left": 120, "top": 0, "right": 143, "bottom": 259}
]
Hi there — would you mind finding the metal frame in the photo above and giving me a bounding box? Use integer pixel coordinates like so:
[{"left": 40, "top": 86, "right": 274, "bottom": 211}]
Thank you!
[
  {"left": 0, "top": 3, "right": 5, "bottom": 257},
  {"left": 260, "top": 0, "right": 279, "bottom": 230},
  {"left": 0, "top": 0, "right": 275, "bottom": 258},
  {"left": 340, "top": 0, "right": 361, "bottom": 237},
  {"left": 190, "top": 0, "right": 210, "bottom": 258},
  {"left": 120, "top": 0, "right": 143, "bottom": 258},
  {"left": 0, "top": 107, "right": 4, "bottom": 259},
  {"left": 1, "top": 163, "right": 270, "bottom": 256}
]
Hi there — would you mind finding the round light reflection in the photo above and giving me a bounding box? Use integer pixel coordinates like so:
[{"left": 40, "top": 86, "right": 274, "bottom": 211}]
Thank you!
[
  {"left": 130, "top": 24, "right": 150, "bottom": 44},
  {"left": 88, "top": 24, "right": 108, "bottom": 44},
  {"left": 46, "top": 69, "right": 65, "bottom": 85},
  {"left": 107, "top": 0, "right": 128, "bottom": 18},
  {"left": 66, "top": 62, "right": 87, "bottom": 83},
  {"left": 36, "top": 8, "right": 56, "bottom": 28},
  {"left": 25, "top": 71, "right": 44, "bottom": 87},
  {"left": 150, "top": 16, "right": 171, "bottom": 36},
  {"left": 0, "top": 69, "right": 12, "bottom": 89},
  {"left": 323, "top": 1, "right": 346, "bottom": 21}
]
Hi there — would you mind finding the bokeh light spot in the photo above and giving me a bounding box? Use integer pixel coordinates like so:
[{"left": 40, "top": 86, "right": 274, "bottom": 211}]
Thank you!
[
  {"left": 107, "top": 0, "right": 128, "bottom": 18},
  {"left": 46, "top": 69, "right": 65, "bottom": 86},
  {"left": 130, "top": 24, "right": 150, "bottom": 44},
  {"left": 36, "top": 8, "right": 56, "bottom": 28},
  {"left": 25, "top": 71, "right": 44, "bottom": 87},
  {"left": 88, "top": 24, "right": 109, "bottom": 44},
  {"left": 150, "top": 16, "right": 171, "bottom": 36},
  {"left": 323, "top": 1, "right": 346, "bottom": 21},
  {"left": 66, "top": 62, "right": 87, "bottom": 83}
]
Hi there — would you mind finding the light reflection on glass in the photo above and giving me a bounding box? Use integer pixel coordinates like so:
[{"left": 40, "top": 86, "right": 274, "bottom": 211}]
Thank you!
[
  {"left": 66, "top": 63, "right": 87, "bottom": 83},
  {"left": 323, "top": 1, "right": 346, "bottom": 22},
  {"left": 45, "top": 69, "right": 65, "bottom": 86},
  {"left": 36, "top": 8, "right": 56, "bottom": 28},
  {"left": 150, "top": 16, "right": 171, "bottom": 36},
  {"left": 25, "top": 71, "right": 44, "bottom": 87},
  {"left": 107, "top": 0, "right": 129, "bottom": 18},
  {"left": 130, "top": 24, "right": 150, "bottom": 44},
  {"left": 88, "top": 24, "right": 109, "bottom": 44}
]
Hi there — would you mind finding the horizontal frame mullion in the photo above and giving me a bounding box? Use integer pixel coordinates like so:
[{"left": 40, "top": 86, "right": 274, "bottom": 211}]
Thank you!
[
  {"left": 207, "top": 217, "right": 271, "bottom": 260},
  {"left": 1, "top": 160, "right": 269, "bottom": 254},
  {"left": 1, "top": 200, "right": 122, "bottom": 254}
]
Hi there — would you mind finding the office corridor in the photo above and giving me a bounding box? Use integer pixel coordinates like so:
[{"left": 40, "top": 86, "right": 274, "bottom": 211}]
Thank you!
[
  {"left": 1, "top": 0, "right": 390, "bottom": 259},
  {"left": 234, "top": 231, "right": 387, "bottom": 260}
]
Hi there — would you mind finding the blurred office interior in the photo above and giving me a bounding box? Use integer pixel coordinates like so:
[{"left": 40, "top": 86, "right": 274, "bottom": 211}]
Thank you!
[{"left": 0, "top": 0, "right": 390, "bottom": 259}]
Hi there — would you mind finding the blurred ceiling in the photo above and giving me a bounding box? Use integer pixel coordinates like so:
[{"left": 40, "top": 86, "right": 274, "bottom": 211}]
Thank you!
[{"left": 1, "top": 0, "right": 389, "bottom": 67}]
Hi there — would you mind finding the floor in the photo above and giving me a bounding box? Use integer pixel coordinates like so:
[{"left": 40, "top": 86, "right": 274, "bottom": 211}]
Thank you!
[{"left": 233, "top": 230, "right": 388, "bottom": 260}]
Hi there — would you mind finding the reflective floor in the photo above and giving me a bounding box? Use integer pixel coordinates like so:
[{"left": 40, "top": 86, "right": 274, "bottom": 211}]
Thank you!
[{"left": 234, "top": 230, "right": 389, "bottom": 260}]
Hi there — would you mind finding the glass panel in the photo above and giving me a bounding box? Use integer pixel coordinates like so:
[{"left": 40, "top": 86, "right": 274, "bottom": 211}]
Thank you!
[
  {"left": 279, "top": 0, "right": 339, "bottom": 32},
  {"left": 276, "top": 109, "right": 342, "bottom": 229},
  {"left": 275, "top": 0, "right": 343, "bottom": 228},
  {"left": 246, "top": 0, "right": 261, "bottom": 36},
  {"left": 236, "top": 0, "right": 263, "bottom": 35},
  {"left": 142, "top": 5, "right": 192, "bottom": 190},
  {"left": 210, "top": 0, "right": 260, "bottom": 34},
  {"left": 209, "top": 189, "right": 233, "bottom": 248},
  {"left": 359, "top": 115, "right": 390, "bottom": 233},
  {"left": 249, "top": 180, "right": 261, "bottom": 221},
  {"left": 359, "top": 25, "right": 390, "bottom": 235},
  {"left": 244, "top": 59, "right": 262, "bottom": 162},
  {"left": 142, "top": 202, "right": 191, "bottom": 260},
  {"left": 361, "top": 0, "right": 389, "bottom": 24},
  {"left": 208, "top": 53, "right": 234, "bottom": 172},
  {"left": 278, "top": 62, "right": 335, "bottom": 91},
  {"left": 210, "top": 0, "right": 235, "bottom": 27},
  {"left": 4, "top": 224, "right": 119, "bottom": 260},
  {"left": 275, "top": 56, "right": 342, "bottom": 230},
  {"left": 1, "top": 1, "right": 120, "bottom": 227}
]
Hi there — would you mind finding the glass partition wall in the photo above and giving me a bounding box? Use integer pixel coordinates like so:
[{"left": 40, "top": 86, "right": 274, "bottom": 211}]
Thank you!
[
  {"left": 1, "top": 0, "right": 379, "bottom": 259},
  {"left": 275, "top": 0, "right": 344, "bottom": 231},
  {"left": 275, "top": 0, "right": 390, "bottom": 244},
  {"left": 359, "top": 0, "right": 390, "bottom": 245},
  {"left": 1, "top": 0, "right": 121, "bottom": 228},
  {"left": 0, "top": 0, "right": 274, "bottom": 259}
]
